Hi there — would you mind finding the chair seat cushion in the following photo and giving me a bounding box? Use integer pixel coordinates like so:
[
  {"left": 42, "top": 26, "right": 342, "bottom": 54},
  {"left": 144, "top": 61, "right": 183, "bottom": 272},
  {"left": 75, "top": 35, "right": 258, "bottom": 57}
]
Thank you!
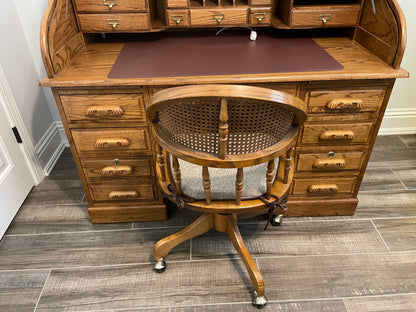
[{"left": 178, "top": 159, "right": 279, "bottom": 200}]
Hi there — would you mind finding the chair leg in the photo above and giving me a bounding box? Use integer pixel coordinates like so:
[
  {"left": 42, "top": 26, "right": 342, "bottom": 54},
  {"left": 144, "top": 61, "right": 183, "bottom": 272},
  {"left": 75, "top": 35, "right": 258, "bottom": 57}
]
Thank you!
[
  {"left": 153, "top": 213, "right": 214, "bottom": 272},
  {"left": 226, "top": 214, "right": 268, "bottom": 309}
]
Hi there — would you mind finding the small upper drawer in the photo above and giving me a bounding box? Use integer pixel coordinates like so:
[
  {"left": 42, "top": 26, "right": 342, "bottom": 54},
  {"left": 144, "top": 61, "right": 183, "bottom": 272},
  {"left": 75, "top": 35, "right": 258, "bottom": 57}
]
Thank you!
[
  {"left": 307, "top": 88, "right": 386, "bottom": 114},
  {"left": 166, "top": 10, "right": 190, "bottom": 27},
  {"left": 190, "top": 8, "right": 248, "bottom": 26},
  {"left": 72, "top": 128, "right": 150, "bottom": 154},
  {"left": 78, "top": 13, "right": 150, "bottom": 32},
  {"left": 301, "top": 122, "right": 373, "bottom": 145},
  {"left": 296, "top": 151, "right": 365, "bottom": 172},
  {"left": 75, "top": 0, "right": 147, "bottom": 13},
  {"left": 291, "top": 5, "right": 360, "bottom": 28},
  {"left": 61, "top": 93, "right": 146, "bottom": 124},
  {"left": 249, "top": 7, "right": 272, "bottom": 26},
  {"left": 81, "top": 158, "right": 153, "bottom": 179},
  {"left": 249, "top": 0, "right": 272, "bottom": 5}
]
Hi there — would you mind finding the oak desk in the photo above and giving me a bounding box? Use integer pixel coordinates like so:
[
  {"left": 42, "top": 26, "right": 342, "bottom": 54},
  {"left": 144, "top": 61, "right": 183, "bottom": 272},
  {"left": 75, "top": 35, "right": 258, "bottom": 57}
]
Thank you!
[{"left": 40, "top": 0, "right": 408, "bottom": 223}]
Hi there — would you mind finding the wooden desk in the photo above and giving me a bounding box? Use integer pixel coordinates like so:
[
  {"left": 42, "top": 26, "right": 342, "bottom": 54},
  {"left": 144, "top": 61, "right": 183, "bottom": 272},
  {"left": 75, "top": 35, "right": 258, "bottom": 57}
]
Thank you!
[{"left": 40, "top": 0, "right": 408, "bottom": 223}]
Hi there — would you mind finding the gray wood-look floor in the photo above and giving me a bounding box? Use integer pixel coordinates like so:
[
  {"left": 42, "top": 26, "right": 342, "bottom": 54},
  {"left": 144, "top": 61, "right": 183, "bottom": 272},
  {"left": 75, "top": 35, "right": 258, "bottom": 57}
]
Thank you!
[{"left": 1, "top": 134, "right": 415, "bottom": 312}]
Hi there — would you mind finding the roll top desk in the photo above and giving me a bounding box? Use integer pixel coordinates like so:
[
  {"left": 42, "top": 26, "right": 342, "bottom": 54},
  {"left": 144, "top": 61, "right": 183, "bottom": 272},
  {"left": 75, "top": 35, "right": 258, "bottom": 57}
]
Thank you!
[{"left": 40, "top": 0, "right": 408, "bottom": 223}]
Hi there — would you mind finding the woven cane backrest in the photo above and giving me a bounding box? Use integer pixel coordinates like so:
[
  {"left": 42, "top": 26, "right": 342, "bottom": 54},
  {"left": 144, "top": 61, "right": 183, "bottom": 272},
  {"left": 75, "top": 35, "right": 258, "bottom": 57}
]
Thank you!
[{"left": 158, "top": 97, "right": 294, "bottom": 156}]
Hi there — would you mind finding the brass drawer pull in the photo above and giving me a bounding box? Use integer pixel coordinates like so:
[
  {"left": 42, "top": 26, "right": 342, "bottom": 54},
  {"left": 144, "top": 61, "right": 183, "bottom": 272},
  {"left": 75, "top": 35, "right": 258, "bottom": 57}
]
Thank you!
[
  {"left": 212, "top": 14, "right": 225, "bottom": 24},
  {"left": 171, "top": 15, "right": 184, "bottom": 25},
  {"left": 94, "top": 138, "right": 131, "bottom": 148},
  {"left": 108, "top": 191, "right": 139, "bottom": 199},
  {"left": 87, "top": 105, "right": 124, "bottom": 117},
  {"left": 254, "top": 13, "right": 266, "bottom": 22},
  {"left": 308, "top": 184, "right": 339, "bottom": 194},
  {"left": 319, "top": 14, "right": 332, "bottom": 25},
  {"left": 101, "top": 165, "right": 134, "bottom": 176},
  {"left": 312, "top": 159, "right": 346, "bottom": 169},
  {"left": 103, "top": 0, "right": 117, "bottom": 9},
  {"left": 319, "top": 130, "right": 354, "bottom": 141},
  {"left": 107, "top": 19, "right": 120, "bottom": 29},
  {"left": 327, "top": 99, "right": 364, "bottom": 110}
]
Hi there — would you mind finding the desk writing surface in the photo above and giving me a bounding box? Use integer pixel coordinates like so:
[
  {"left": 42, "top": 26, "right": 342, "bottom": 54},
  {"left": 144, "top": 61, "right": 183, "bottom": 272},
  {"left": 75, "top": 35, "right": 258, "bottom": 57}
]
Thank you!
[
  {"left": 41, "top": 37, "right": 408, "bottom": 87},
  {"left": 108, "top": 36, "right": 343, "bottom": 79}
]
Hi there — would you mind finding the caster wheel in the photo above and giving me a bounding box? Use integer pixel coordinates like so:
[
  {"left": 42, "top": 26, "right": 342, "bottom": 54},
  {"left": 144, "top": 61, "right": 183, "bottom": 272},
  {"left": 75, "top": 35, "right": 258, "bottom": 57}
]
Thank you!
[
  {"left": 270, "top": 214, "right": 283, "bottom": 226},
  {"left": 154, "top": 258, "right": 166, "bottom": 273},
  {"left": 252, "top": 292, "right": 268, "bottom": 309}
]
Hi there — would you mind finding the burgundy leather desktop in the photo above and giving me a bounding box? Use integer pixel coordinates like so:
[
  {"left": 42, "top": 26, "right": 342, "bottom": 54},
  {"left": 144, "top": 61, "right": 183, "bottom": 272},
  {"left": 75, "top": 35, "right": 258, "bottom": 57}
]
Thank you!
[{"left": 108, "top": 36, "right": 343, "bottom": 78}]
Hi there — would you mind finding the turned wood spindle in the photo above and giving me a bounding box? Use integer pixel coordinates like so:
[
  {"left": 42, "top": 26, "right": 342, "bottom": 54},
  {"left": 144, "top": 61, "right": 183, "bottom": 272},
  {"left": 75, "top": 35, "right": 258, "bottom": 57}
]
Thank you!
[
  {"left": 284, "top": 147, "right": 294, "bottom": 184},
  {"left": 235, "top": 167, "right": 244, "bottom": 205},
  {"left": 266, "top": 160, "right": 275, "bottom": 199},
  {"left": 171, "top": 155, "right": 182, "bottom": 195},
  {"left": 219, "top": 98, "right": 229, "bottom": 159},
  {"left": 202, "top": 166, "right": 211, "bottom": 205},
  {"left": 156, "top": 144, "right": 166, "bottom": 182}
]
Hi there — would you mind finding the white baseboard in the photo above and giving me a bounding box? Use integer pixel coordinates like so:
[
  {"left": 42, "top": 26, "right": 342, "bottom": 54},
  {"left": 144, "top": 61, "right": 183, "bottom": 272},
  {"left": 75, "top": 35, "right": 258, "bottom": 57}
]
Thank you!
[
  {"left": 379, "top": 108, "right": 416, "bottom": 135},
  {"left": 35, "top": 121, "right": 68, "bottom": 175}
]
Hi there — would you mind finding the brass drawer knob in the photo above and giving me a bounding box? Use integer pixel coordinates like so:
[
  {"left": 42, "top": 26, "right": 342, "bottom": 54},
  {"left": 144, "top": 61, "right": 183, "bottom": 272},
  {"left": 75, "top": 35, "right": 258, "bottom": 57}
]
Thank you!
[
  {"left": 94, "top": 138, "right": 131, "bottom": 148},
  {"left": 319, "top": 130, "right": 354, "bottom": 141},
  {"left": 171, "top": 15, "right": 184, "bottom": 25},
  {"left": 108, "top": 191, "right": 139, "bottom": 199},
  {"left": 254, "top": 13, "right": 266, "bottom": 22},
  {"left": 107, "top": 19, "right": 120, "bottom": 29},
  {"left": 104, "top": 0, "right": 117, "bottom": 9},
  {"left": 327, "top": 99, "right": 364, "bottom": 110},
  {"left": 87, "top": 105, "right": 124, "bottom": 117},
  {"left": 318, "top": 14, "right": 332, "bottom": 25},
  {"left": 307, "top": 184, "right": 339, "bottom": 193},
  {"left": 212, "top": 14, "right": 225, "bottom": 24}
]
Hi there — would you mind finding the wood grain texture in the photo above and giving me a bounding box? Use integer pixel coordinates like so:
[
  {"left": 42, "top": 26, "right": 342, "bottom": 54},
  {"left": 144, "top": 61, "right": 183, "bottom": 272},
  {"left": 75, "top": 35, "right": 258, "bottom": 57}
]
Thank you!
[
  {"left": 373, "top": 217, "right": 416, "bottom": 251},
  {"left": 258, "top": 251, "right": 416, "bottom": 300},
  {"left": 192, "top": 220, "right": 388, "bottom": 259},
  {"left": 0, "top": 270, "right": 49, "bottom": 312}
]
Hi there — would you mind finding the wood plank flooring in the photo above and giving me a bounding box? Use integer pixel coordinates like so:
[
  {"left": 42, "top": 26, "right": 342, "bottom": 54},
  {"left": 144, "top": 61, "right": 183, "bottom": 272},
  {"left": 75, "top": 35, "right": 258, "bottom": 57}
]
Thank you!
[{"left": 1, "top": 135, "right": 415, "bottom": 312}]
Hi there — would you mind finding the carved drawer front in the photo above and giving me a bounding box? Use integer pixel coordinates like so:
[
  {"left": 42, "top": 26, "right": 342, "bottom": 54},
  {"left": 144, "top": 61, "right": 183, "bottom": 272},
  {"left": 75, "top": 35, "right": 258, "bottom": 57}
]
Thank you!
[
  {"left": 292, "top": 177, "right": 357, "bottom": 197},
  {"left": 78, "top": 13, "right": 150, "bottom": 32},
  {"left": 301, "top": 123, "right": 373, "bottom": 145},
  {"left": 291, "top": 5, "right": 360, "bottom": 28},
  {"left": 72, "top": 128, "right": 150, "bottom": 153},
  {"left": 90, "top": 183, "right": 156, "bottom": 202},
  {"left": 167, "top": 10, "right": 190, "bottom": 27},
  {"left": 75, "top": 0, "right": 147, "bottom": 13},
  {"left": 307, "top": 89, "right": 386, "bottom": 114},
  {"left": 249, "top": 8, "right": 272, "bottom": 26},
  {"left": 190, "top": 8, "right": 248, "bottom": 26},
  {"left": 296, "top": 151, "right": 364, "bottom": 172},
  {"left": 81, "top": 158, "right": 153, "bottom": 179},
  {"left": 61, "top": 93, "right": 146, "bottom": 124}
]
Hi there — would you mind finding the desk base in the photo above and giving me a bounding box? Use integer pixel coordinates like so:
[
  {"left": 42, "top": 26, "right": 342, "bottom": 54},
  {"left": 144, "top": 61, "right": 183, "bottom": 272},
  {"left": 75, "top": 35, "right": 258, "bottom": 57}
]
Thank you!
[
  {"left": 286, "top": 198, "right": 358, "bottom": 217},
  {"left": 88, "top": 204, "right": 168, "bottom": 223}
]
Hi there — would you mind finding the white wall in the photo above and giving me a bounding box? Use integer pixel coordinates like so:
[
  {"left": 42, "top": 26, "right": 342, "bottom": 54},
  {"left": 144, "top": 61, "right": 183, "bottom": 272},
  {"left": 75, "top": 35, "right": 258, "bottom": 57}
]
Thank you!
[{"left": 379, "top": 0, "right": 416, "bottom": 134}]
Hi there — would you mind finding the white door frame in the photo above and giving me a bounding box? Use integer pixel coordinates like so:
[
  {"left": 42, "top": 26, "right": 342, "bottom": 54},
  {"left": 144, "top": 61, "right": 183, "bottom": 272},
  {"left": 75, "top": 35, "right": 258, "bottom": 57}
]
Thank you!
[{"left": 0, "top": 64, "right": 45, "bottom": 185}]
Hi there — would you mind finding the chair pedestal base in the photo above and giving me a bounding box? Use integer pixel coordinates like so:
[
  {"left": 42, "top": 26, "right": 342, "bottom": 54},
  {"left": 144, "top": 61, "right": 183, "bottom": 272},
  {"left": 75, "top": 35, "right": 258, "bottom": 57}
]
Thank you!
[{"left": 153, "top": 212, "right": 267, "bottom": 308}]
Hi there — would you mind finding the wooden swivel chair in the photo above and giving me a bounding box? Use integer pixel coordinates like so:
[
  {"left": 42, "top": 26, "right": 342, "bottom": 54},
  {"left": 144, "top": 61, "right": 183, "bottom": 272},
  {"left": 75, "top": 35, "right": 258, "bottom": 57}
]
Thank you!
[{"left": 147, "top": 84, "right": 307, "bottom": 308}]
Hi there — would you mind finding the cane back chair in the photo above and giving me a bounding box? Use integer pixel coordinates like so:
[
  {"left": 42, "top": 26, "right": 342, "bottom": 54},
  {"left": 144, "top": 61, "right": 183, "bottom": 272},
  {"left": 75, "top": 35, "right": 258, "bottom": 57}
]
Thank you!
[{"left": 147, "top": 84, "right": 307, "bottom": 308}]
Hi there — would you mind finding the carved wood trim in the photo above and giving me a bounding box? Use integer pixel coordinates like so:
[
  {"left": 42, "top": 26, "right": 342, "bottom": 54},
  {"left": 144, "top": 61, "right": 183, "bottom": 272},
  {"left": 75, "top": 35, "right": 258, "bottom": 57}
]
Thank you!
[
  {"left": 266, "top": 159, "right": 275, "bottom": 199},
  {"left": 326, "top": 99, "right": 363, "bottom": 110},
  {"left": 157, "top": 145, "right": 166, "bottom": 182},
  {"left": 312, "top": 159, "right": 346, "bottom": 169},
  {"left": 284, "top": 147, "right": 294, "bottom": 184},
  {"left": 172, "top": 155, "right": 182, "bottom": 195},
  {"left": 101, "top": 165, "right": 134, "bottom": 176},
  {"left": 94, "top": 138, "right": 131, "bottom": 148},
  {"left": 108, "top": 190, "right": 139, "bottom": 199},
  {"left": 319, "top": 130, "right": 354, "bottom": 141},
  {"left": 307, "top": 184, "right": 339, "bottom": 194},
  {"left": 202, "top": 166, "right": 211, "bottom": 205},
  {"left": 219, "top": 98, "right": 229, "bottom": 159},
  {"left": 87, "top": 105, "right": 124, "bottom": 117},
  {"left": 235, "top": 168, "right": 244, "bottom": 205}
]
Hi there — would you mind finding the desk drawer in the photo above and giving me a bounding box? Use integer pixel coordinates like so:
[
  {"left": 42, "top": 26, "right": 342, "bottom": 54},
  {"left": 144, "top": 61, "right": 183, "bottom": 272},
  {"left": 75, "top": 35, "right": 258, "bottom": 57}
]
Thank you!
[
  {"left": 296, "top": 151, "right": 364, "bottom": 172},
  {"left": 292, "top": 177, "right": 357, "bottom": 197},
  {"left": 78, "top": 13, "right": 150, "bottom": 32},
  {"left": 72, "top": 128, "right": 150, "bottom": 153},
  {"left": 190, "top": 8, "right": 248, "bottom": 26},
  {"left": 291, "top": 5, "right": 360, "bottom": 28},
  {"left": 90, "top": 182, "right": 156, "bottom": 202},
  {"left": 249, "top": 8, "right": 272, "bottom": 26},
  {"left": 167, "top": 10, "right": 190, "bottom": 27},
  {"left": 61, "top": 93, "right": 146, "bottom": 124},
  {"left": 301, "top": 123, "right": 373, "bottom": 145},
  {"left": 307, "top": 89, "right": 386, "bottom": 114},
  {"left": 75, "top": 0, "right": 147, "bottom": 13},
  {"left": 81, "top": 158, "right": 153, "bottom": 179}
]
